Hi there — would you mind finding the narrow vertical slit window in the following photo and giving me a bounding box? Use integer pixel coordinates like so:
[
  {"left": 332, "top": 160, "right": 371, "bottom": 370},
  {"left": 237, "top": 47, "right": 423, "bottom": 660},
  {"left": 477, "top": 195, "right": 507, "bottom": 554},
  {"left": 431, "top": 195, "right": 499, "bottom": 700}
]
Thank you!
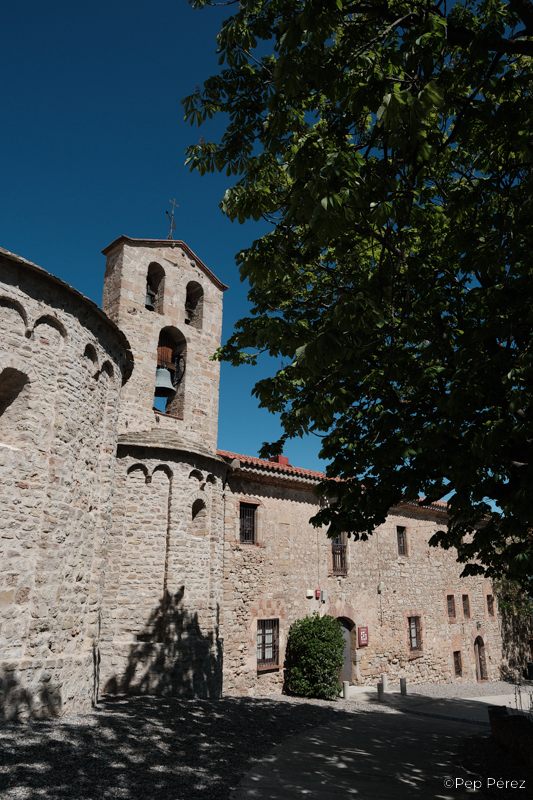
[
  {"left": 240, "top": 503, "right": 256, "bottom": 544},
  {"left": 408, "top": 616, "right": 422, "bottom": 652},
  {"left": 447, "top": 595, "right": 456, "bottom": 619},
  {"left": 453, "top": 650, "right": 462, "bottom": 677},
  {"left": 487, "top": 595, "right": 495, "bottom": 616},
  {"left": 462, "top": 594, "right": 471, "bottom": 618},
  {"left": 257, "top": 618, "right": 279, "bottom": 669},
  {"left": 397, "top": 526, "right": 407, "bottom": 556}
]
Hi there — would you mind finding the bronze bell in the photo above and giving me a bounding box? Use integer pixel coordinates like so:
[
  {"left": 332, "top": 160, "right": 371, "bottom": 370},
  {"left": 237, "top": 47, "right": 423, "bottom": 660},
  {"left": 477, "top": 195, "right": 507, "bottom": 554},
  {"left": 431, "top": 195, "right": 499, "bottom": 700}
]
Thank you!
[
  {"left": 154, "top": 367, "right": 176, "bottom": 397},
  {"left": 145, "top": 291, "right": 155, "bottom": 311}
]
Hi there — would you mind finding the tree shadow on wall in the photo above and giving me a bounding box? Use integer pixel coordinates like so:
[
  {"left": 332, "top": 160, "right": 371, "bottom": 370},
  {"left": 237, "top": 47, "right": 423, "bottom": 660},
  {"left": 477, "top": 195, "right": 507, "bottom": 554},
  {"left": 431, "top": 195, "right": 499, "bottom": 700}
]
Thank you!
[
  {"left": 0, "top": 664, "right": 61, "bottom": 722},
  {"left": 500, "top": 609, "right": 533, "bottom": 681},
  {"left": 103, "top": 586, "right": 223, "bottom": 699}
]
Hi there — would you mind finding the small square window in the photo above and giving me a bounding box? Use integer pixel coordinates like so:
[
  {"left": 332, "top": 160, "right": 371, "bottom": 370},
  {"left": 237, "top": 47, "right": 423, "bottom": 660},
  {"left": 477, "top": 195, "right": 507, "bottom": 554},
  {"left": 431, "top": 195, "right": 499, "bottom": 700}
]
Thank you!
[
  {"left": 257, "top": 618, "right": 279, "bottom": 669},
  {"left": 462, "top": 594, "right": 471, "bottom": 618},
  {"left": 408, "top": 616, "right": 422, "bottom": 651},
  {"left": 453, "top": 650, "right": 462, "bottom": 677},
  {"left": 487, "top": 594, "right": 495, "bottom": 616},
  {"left": 397, "top": 526, "right": 407, "bottom": 556},
  {"left": 240, "top": 503, "right": 256, "bottom": 544},
  {"left": 447, "top": 595, "right": 456, "bottom": 618}
]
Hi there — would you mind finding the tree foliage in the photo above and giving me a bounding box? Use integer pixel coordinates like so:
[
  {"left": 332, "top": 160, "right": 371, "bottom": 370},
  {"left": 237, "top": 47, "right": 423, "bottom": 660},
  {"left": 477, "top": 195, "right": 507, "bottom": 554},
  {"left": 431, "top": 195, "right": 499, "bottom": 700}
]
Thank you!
[
  {"left": 183, "top": 0, "right": 533, "bottom": 588},
  {"left": 283, "top": 613, "right": 345, "bottom": 699}
]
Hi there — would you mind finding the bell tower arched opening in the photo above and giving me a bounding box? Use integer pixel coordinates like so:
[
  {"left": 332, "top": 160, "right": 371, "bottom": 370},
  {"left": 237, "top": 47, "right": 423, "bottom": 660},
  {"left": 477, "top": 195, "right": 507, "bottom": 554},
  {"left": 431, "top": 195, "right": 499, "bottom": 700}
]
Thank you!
[
  {"left": 185, "top": 281, "right": 203, "bottom": 330},
  {"left": 146, "top": 262, "right": 165, "bottom": 314},
  {"left": 154, "top": 327, "right": 187, "bottom": 418}
]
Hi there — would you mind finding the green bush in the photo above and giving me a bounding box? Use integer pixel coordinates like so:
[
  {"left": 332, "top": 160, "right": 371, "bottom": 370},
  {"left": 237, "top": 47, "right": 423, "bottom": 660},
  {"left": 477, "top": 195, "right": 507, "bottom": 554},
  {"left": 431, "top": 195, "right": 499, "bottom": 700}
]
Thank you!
[{"left": 284, "top": 613, "right": 345, "bottom": 700}]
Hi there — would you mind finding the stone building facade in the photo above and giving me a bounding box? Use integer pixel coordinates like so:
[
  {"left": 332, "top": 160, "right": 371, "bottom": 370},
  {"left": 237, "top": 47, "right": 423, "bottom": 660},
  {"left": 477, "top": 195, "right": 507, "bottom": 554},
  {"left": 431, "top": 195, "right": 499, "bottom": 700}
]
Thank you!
[{"left": 0, "top": 235, "right": 522, "bottom": 718}]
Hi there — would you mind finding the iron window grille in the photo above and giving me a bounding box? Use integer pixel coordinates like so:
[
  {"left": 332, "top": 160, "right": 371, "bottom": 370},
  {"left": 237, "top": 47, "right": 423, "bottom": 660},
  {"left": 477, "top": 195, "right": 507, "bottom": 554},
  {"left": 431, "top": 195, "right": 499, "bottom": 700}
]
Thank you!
[
  {"left": 447, "top": 595, "right": 456, "bottom": 618},
  {"left": 397, "top": 526, "right": 407, "bottom": 556},
  {"left": 257, "top": 618, "right": 279, "bottom": 669},
  {"left": 408, "top": 616, "right": 422, "bottom": 652},
  {"left": 332, "top": 537, "right": 347, "bottom": 575},
  {"left": 453, "top": 650, "right": 462, "bottom": 677},
  {"left": 487, "top": 595, "right": 495, "bottom": 616},
  {"left": 462, "top": 594, "right": 471, "bottom": 618},
  {"left": 240, "top": 503, "right": 256, "bottom": 544}
]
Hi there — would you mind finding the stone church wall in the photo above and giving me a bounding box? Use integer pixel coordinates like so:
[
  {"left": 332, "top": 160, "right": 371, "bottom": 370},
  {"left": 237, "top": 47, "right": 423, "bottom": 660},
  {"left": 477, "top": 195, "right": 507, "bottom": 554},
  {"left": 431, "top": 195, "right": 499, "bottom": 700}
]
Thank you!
[
  {"left": 0, "top": 248, "right": 132, "bottom": 719},
  {"left": 98, "top": 443, "right": 227, "bottom": 698}
]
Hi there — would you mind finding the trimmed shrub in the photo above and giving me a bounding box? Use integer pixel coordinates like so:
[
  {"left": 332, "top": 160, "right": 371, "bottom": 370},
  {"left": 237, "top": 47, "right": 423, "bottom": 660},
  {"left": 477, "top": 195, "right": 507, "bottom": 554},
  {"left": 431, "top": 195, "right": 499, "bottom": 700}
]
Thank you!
[{"left": 284, "top": 613, "right": 345, "bottom": 700}]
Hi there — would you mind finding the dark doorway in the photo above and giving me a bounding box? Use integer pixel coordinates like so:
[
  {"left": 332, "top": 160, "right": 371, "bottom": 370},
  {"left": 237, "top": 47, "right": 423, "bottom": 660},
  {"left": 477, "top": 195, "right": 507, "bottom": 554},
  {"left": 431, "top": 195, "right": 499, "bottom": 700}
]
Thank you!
[
  {"left": 338, "top": 619, "right": 352, "bottom": 684},
  {"left": 474, "top": 636, "right": 488, "bottom": 681}
]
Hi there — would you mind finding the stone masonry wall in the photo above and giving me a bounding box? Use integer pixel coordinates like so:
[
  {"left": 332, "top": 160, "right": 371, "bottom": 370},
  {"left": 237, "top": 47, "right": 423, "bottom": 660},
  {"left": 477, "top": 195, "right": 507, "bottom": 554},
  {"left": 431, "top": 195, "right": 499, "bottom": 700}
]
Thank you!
[
  {"left": 222, "top": 467, "right": 503, "bottom": 696},
  {"left": 101, "top": 240, "right": 224, "bottom": 456},
  {"left": 99, "top": 445, "right": 227, "bottom": 698},
  {"left": 0, "top": 250, "right": 130, "bottom": 719}
]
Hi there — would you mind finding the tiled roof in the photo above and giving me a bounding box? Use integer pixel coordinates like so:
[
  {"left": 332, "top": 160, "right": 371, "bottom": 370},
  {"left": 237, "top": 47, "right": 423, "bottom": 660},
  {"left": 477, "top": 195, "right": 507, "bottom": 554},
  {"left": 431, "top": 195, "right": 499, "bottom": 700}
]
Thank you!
[
  {"left": 216, "top": 449, "right": 449, "bottom": 511},
  {"left": 216, "top": 449, "right": 330, "bottom": 481}
]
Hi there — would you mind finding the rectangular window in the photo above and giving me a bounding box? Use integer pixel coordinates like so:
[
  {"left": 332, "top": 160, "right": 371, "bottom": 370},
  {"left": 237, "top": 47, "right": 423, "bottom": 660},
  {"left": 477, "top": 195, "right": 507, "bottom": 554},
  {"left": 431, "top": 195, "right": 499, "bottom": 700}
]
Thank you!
[
  {"left": 408, "top": 616, "right": 422, "bottom": 651},
  {"left": 453, "top": 650, "right": 462, "bottom": 677},
  {"left": 462, "top": 594, "right": 471, "bottom": 618},
  {"left": 240, "top": 503, "right": 256, "bottom": 544},
  {"left": 332, "top": 537, "right": 347, "bottom": 575},
  {"left": 257, "top": 618, "right": 279, "bottom": 669},
  {"left": 397, "top": 526, "right": 407, "bottom": 556},
  {"left": 487, "top": 594, "right": 495, "bottom": 616},
  {"left": 447, "top": 595, "right": 456, "bottom": 618}
]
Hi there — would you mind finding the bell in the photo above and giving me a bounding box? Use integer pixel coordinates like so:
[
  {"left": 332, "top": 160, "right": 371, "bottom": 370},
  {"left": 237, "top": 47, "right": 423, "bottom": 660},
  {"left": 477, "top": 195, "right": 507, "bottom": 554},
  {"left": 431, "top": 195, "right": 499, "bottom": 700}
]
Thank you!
[
  {"left": 154, "top": 367, "right": 176, "bottom": 397},
  {"left": 145, "top": 292, "right": 154, "bottom": 311}
]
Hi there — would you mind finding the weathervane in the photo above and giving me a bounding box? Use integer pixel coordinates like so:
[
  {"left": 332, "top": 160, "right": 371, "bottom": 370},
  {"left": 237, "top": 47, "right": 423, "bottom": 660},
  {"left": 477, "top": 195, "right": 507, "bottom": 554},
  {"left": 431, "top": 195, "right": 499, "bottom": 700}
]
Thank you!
[{"left": 166, "top": 198, "right": 178, "bottom": 240}]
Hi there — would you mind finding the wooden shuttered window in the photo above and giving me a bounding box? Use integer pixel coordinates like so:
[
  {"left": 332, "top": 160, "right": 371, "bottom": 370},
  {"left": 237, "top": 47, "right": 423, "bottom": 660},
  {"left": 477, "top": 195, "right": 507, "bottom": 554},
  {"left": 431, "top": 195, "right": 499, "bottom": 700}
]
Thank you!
[
  {"left": 408, "top": 616, "right": 422, "bottom": 652},
  {"left": 257, "top": 618, "right": 279, "bottom": 669},
  {"left": 239, "top": 503, "right": 256, "bottom": 544},
  {"left": 332, "top": 537, "right": 347, "bottom": 575}
]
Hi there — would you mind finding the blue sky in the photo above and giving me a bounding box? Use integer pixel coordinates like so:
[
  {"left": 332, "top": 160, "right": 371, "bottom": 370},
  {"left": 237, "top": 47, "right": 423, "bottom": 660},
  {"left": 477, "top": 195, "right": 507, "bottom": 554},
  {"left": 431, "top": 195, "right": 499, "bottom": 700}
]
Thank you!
[{"left": 1, "top": 0, "right": 326, "bottom": 471}]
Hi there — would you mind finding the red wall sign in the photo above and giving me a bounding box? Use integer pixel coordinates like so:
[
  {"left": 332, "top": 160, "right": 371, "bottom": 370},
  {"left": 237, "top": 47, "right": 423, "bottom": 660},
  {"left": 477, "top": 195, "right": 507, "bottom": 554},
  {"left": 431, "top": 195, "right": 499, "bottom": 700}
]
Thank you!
[{"left": 358, "top": 626, "right": 369, "bottom": 646}]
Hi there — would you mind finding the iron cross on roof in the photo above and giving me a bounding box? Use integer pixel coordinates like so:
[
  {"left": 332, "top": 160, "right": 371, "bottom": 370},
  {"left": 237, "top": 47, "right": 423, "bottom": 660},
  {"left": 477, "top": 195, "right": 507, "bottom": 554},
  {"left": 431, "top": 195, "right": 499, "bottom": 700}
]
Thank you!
[{"left": 166, "top": 199, "right": 178, "bottom": 240}]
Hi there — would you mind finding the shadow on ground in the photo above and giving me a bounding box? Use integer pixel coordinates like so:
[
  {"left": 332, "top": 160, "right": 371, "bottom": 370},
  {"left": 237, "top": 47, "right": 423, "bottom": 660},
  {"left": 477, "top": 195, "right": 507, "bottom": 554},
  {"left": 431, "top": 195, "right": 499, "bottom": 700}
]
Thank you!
[
  {"left": 0, "top": 695, "right": 351, "bottom": 800},
  {"left": 0, "top": 691, "right": 529, "bottom": 800}
]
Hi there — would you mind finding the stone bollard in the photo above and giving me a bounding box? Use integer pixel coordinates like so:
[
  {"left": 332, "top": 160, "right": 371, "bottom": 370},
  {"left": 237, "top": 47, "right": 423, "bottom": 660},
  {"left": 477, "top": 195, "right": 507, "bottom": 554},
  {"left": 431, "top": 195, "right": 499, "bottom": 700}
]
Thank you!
[
  {"left": 343, "top": 681, "right": 350, "bottom": 700},
  {"left": 377, "top": 682, "right": 385, "bottom": 702},
  {"left": 381, "top": 672, "right": 388, "bottom": 692},
  {"left": 400, "top": 677, "right": 407, "bottom": 696}
]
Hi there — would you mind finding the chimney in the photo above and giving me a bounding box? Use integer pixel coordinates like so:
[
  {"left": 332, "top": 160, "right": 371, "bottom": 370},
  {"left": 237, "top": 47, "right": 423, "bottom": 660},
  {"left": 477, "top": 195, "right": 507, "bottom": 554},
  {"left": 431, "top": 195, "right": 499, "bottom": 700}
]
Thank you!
[{"left": 269, "top": 455, "right": 289, "bottom": 466}]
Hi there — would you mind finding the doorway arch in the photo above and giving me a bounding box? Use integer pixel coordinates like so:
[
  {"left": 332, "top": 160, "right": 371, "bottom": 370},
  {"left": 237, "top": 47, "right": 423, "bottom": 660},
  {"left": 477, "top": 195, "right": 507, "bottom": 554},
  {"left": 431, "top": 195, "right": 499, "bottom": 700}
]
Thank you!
[
  {"left": 337, "top": 617, "right": 353, "bottom": 684},
  {"left": 474, "top": 636, "right": 488, "bottom": 681}
]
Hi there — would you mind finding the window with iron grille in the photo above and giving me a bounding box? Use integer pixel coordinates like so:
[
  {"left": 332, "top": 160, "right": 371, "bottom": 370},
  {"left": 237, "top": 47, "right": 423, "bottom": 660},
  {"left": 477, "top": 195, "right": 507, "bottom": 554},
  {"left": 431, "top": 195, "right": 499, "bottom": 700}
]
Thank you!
[
  {"left": 487, "top": 594, "right": 495, "bottom": 616},
  {"left": 408, "top": 616, "right": 422, "bottom": 651},
  {"left": 397, "top": 526, "right": 407, "bottom": 556},
  {"left": 453, "top": 650, "right": 462, "bottom": 677},
  {"left": 240, "top": 503, "right": 256, "bottom": 544},
  {"left": 257, "top": 618, "right": 279, "bottom": 669},
  {"left": 332, "top": 536, "right": 347, "bottom": 575},
  {"left": 447, "top": 595, "right": 456, "bottom": 618},
  {"left": 462, "top": 594, "right": 471, "bottom": 618}
]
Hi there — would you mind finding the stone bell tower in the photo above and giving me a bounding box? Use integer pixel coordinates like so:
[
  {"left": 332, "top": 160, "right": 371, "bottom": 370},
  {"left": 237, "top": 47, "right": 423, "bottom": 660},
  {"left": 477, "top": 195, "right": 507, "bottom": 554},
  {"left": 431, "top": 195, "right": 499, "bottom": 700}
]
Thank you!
[{"left": 101, "top": 236, "right": 227, "bottom": 455}]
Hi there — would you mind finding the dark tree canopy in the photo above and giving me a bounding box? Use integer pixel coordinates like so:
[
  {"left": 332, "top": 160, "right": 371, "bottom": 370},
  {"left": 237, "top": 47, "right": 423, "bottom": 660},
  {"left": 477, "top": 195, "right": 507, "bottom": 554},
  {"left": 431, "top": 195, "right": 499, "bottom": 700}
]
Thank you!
[{"left": 183, "top": 0, "right": 533, "bottom": 588}]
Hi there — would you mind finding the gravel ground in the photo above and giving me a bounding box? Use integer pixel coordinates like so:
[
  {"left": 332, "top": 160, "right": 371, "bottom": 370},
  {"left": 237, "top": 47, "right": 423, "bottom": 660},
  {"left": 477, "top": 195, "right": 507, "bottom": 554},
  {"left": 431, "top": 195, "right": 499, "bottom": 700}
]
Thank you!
[{"left": 0, "top": 682, "right": 528, "bottom": 800}]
